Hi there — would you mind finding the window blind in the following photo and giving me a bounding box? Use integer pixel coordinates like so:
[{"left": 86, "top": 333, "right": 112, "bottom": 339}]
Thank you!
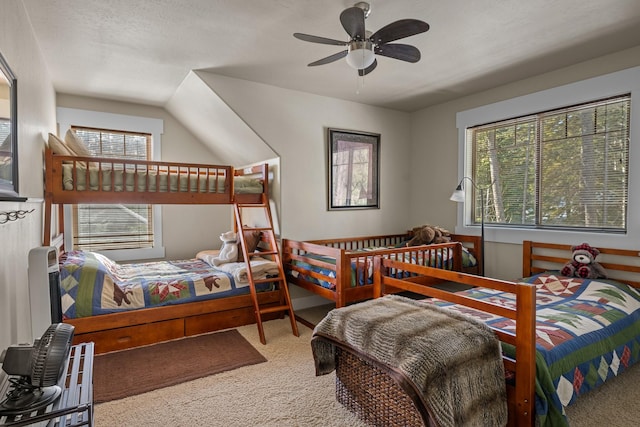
[
  {"left": 71, "top": 127, "right": 154, "bottom": 251},
  {"left": 469, "top": 94, "right": 630, "bottom": 231}
]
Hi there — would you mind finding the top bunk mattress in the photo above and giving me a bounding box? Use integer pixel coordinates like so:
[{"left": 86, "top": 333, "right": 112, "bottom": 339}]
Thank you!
[{"left": 61, "top": 163, "right": 263, "bottom": 194}]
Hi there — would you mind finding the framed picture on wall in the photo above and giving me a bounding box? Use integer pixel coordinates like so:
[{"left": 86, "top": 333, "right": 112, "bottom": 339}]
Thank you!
[{"left": 327, "top": 128, "right": 380, "bottom": 210}]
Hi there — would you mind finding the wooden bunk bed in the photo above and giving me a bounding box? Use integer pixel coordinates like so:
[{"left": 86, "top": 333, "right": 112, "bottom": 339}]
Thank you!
[
  {"left": 282, "top": 233, "right": 481, "bottom": 308},
  {"left": 42, "top": 146, "right": 290, "bottom": 353},
  {"left": 312, "top": 241, "right": 640, "bottom": 426},
  {"left": 43, "top": 147, "right": 267, "bottom": 246}
]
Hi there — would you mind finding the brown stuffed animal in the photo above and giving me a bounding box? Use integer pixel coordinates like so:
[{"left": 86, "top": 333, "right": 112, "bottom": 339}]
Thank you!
[
  {"left": 432, "top": 226, "right": 452, "bottom": 244},
  {"left": 407, "top": 226, "right": 435, "bottom": 246},
  {"left": 406, "top": 225, "right": 452, "bottom": 246}
]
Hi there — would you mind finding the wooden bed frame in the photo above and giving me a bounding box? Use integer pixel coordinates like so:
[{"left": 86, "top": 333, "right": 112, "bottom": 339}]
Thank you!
[
  {"left": 43, "top": 147, "right": 267, "bottom": 247},
  {"left": 330, "top": 240, "right": 640, "bottom": 427},
  {"left": 42, "top": 147, "right": 282, "bottom": 354},
  {"left": 64, "top": 290, "right": 283, "bottom": 354},
  {"left": 282, "top": 233, "right": 481, "bottom": 308}
]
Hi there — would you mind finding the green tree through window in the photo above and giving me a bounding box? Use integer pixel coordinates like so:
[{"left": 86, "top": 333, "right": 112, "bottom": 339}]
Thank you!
[{"left": 468, "top": 95, "right": 629, "bottom": 231}]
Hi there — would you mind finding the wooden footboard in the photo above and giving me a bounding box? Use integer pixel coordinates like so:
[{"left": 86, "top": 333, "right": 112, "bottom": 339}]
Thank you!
[
  {"left": 282, "top": 233, "right": 481, "bottom": 307},
  {"left": 329, "top": 241, "right": 640, "bottom": 427},
  {"left": 371, "top": 258, "right": 536, "bottom": 427},
  {"left": 65, "top": 290, "right": 282, "bottom": 354}
]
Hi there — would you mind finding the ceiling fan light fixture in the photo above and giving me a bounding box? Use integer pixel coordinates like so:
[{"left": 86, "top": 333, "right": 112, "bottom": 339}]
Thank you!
[
  {"left": 345, "top": 40, "right": 375, "bottom": 70},
  {"left": 293, "top": 4, "right": 429, "bottom": 75}
]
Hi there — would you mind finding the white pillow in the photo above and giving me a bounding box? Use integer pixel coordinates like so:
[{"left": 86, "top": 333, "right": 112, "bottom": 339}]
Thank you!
[
  {"left": 65, "top": 129, "right": 92, "bottom": 157},
  {"left": 48, "top": 133, "right": 75, "bottom": 156}
]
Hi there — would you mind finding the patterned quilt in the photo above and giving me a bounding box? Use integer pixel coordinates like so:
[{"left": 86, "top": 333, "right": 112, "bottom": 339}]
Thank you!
[
  {"left": 433, "top": 272, "right": 640, "bottom": 427},
  {"left": 59, "top": 251, "right": 272, "bottom": 319}
]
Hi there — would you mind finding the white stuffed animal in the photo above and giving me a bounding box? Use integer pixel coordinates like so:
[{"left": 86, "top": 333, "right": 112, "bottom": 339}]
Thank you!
[{"left": 212, "top": 231, "right": 239, "bottom": 266}]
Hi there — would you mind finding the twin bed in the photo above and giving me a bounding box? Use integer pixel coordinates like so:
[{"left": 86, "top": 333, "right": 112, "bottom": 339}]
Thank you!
[
  {"left": 57, "top": 250, "right": 282, "bottom": 353},
  {"left": 312, "top": 241, "right": 640, "bottom": 426},
  {"left": 42, "top": 146, "right": 286, "bottom": 353},
  {"left": 43, "top": 146, "right": 268, "bottom": 246},
  {"left": 282, "top": 233, "right": 481, "bottom": 308}
]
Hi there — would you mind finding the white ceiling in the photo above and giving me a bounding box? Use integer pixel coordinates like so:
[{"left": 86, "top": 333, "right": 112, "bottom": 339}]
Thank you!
[{"left": 21, "top": 0, "right": 640, "bottom": 112}]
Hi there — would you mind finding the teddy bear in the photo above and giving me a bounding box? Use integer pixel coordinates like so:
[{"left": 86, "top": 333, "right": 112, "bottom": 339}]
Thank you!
[
  {"left": 211, "top": 231, "right": 239, "bottom": 266},
  {"left": 560, "top": 243, "right": 608, "bottom": 279},
  {"left": 406, "top": 225, "right": 452, "bottom": 246}
]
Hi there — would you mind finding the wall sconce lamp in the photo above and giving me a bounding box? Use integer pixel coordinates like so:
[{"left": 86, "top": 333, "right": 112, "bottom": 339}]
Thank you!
[{"left": 450, "top": 177, "right": 487, "bottom": 276}]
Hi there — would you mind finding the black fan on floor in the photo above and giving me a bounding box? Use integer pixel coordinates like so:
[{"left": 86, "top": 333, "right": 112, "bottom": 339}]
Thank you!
[
  {"left": 293, "top": 1, "right": 429, "bottom": 76},
  {"left": 0, "top": 323, "right": 75, "bottom": 415}
]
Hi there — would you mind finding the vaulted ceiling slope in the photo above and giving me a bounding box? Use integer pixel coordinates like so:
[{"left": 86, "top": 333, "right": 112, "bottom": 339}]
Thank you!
[
  {"left": 22, "top": 0, "right": 640, "bottom": 112},
  {"left": 165, "top": 71, "right": 277, "bottom": 166}
]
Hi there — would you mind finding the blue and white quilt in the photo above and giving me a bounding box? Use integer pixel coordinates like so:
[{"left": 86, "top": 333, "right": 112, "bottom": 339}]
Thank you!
[{"left": 59, "top": 251, "right": 273, "bottom": 318}]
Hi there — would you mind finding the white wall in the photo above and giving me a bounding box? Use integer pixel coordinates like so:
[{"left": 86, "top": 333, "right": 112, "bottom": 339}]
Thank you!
[
  {"left": 0, "top": 0, "right": 57, "bottom": 349},
  {"left": 193, "top": 73, "right": 415, "bottom": 307},
  {"left": 410, "top": 45, "right": 640, "bottom": 279},
  {"left": 198, "top": 72, "right": 414, "bottom": 241}
]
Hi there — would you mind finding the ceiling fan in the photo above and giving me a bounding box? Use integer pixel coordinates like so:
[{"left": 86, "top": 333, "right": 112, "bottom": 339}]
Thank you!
[{"left": 293, "top": 2, "right": 429, "bottom": 76}]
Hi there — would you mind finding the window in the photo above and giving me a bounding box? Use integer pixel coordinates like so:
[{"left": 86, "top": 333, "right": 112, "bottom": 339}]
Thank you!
[
  {"left": 57, "top": 107, "right": 164, "bottom": 261},
  {"left": 0, "top": 50, "right": 20, "bottom": 200},
  {"left": 455, "top": 66, "right": 640, "bottom": 248},
  {"left": 71, "top": 127, "right": 155, "bottom": 251},
  {"left": 328, "top": 128, "right": 380, "bottom": 210},
  {"left": 468, "top": 95, "right": 629, "bottom": 232}
]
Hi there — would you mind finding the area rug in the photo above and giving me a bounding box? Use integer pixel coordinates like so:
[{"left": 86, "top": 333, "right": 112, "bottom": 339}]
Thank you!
[{"left": 93, "top": 329, "right": 266, "bottom": 403}]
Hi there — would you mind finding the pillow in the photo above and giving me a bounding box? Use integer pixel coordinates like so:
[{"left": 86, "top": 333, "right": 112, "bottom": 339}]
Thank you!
[
  {"left": 237, "top": 230, "right": 261, "bottom": 262},
  {"left": 196, "top": 249, "right": 220, "bottom": 259},
  {"left": 196, "top": 249, "right": 221, "bottom": 267},
  {"left": 65, "top": 129, "right": 93, "bottom": 157},
  {"left": 47, "top": 133, "right": 75, "bottom": 156}
]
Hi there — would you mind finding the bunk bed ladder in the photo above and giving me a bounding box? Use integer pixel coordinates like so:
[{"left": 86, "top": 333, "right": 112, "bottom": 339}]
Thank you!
[{"left": 233, "top": 197, "right": 299, "bottom": 344}]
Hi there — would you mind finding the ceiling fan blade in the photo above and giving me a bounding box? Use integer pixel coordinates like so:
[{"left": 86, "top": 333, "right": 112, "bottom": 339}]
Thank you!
[
  {"left": 358, "top": 59, "right": 377, "bottom": 76},
  {"left": 293, "top": 33, "right": 347, "bottom": 46},
  {"left": 375, "top": 43, "right": 421, "bottom": 63},
  {"left": 370, "top": 19, "right": 429, "bottom": 45},
  {"left": 308, "top": 50, "right": 348, "bottom": 66},
  {"left": 340, "top": 7, "right": 366, "bottom": 40}
]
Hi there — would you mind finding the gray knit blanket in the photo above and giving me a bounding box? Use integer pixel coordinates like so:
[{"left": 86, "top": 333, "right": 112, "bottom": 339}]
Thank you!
[{"left": 311, "top": 295, "right": 507, "bottom": 427}]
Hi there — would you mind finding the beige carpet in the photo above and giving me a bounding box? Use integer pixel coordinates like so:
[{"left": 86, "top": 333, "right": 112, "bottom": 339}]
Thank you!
[
  {"left": 94, "top": 318, "right": 640, "bottom": 427},
  {"left": 94, "top": 319, "right": 367, "bottom": 427}
]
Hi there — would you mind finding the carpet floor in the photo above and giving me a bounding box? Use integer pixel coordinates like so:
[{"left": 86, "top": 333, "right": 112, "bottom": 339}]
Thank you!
[
  {"left": 94, "top": 318, "right": 640, "bottom": 426},
  {"left": 93, "top": 329, "right": 266, "bottom": 403}
]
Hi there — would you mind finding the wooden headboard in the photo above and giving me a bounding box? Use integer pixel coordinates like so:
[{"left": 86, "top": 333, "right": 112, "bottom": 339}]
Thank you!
[{"left": 522, "top": 241, "right": 640, "bottom": 288}]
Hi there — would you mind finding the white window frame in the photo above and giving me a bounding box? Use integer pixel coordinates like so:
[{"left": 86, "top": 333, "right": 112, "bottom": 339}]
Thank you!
[
  {"left": 455, "top": 66, "right": 640, "bottom": 249},
  {"left": 57, "top": 107, "right": 165, "bottom": 261}
]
